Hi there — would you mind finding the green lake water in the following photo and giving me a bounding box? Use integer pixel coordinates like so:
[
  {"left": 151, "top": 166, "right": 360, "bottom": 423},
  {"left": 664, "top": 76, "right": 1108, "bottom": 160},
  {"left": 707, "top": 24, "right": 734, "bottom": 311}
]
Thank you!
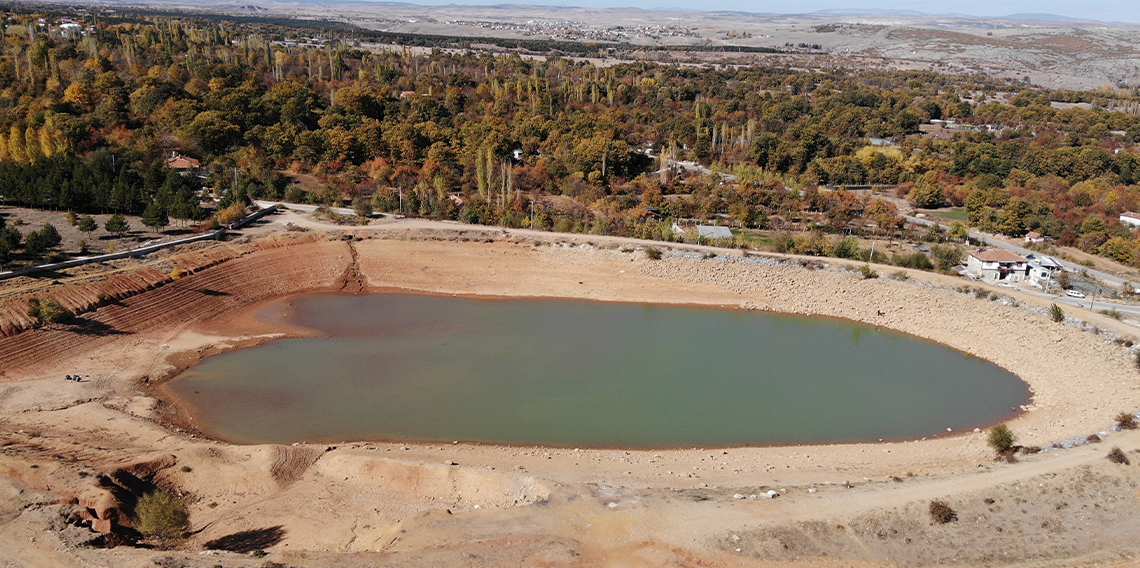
[{"left": 169, "top": 292, "right": 1029, "bottom": 447}]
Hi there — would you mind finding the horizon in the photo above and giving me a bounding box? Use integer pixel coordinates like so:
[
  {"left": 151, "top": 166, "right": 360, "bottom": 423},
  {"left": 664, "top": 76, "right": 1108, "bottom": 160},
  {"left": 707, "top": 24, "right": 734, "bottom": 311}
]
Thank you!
[{"left": 358, "top": 0, "right": 1139, "bottom": 25}]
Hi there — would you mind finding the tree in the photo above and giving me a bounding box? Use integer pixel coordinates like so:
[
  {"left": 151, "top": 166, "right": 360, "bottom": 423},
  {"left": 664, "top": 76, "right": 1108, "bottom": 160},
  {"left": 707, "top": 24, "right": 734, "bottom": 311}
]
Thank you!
[
  {"left": 105, "top": 214, "right": 129, "bottom": 237},
  {"left": 77, "top": 216, "right": 98, "bottom": 233},
  {"left": 949, "top": 221, "right": 968, "bottom": 241},
  {"left": 931, "top": 244, "right": 963, "bottom": 271},
  {"left": 141, "top": 202, "right": 169, "bottom": 232},
  {"left": 832, "top": 236, "right": 860, "bottom": 259},
  {"left": 908, "top": 184, "right": 946, "bottom": 209},
  {"left": 987, "top": 423, "right": 1016, "bottom": 457},
  {"left": 24, "top": 224, "right": 61, "bottom": 256},
  {"left": 0, "top": 226, "right": 21, "bottom": 252},
  {"left": 352, "top": 196, "right": 373, "bottom": 218}
]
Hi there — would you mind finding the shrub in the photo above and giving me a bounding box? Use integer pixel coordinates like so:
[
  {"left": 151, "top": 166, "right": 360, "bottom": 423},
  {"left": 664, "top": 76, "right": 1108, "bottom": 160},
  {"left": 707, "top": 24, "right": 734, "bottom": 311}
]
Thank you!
[
  {"left": 133, "top": 490, "right": 190, "bottom": 542},
  {"left": 889, "top": 270, "right": 910, "bottom": 281},
  {"left": 1107, "top": 447, "right": 1130, "bottom": 465},
  {"left": 1049, "top": 303, "right": 1064, "bottom": 322},
  {"left": 1100, "top": 308, "right": 1123, "bottom": 320},
  {"left": 26, "top": 298, "right": 69, "bottom": 323},
  {"left": 352, "top": 196, "right": 373, "bottom": 218},
  {"left": 929, "top": 500, "right": 957, "bottom": 523},
  {"left": 1086, "top": 434, "right": 1102, "bottom": 444},
  {"left": 859, "top": 264, "right": 878, "bottom": 279},
  {"left": 644, "top": 247, "right": 662, "bottom": 260},
  {"left": 987, "top": 423, "right": 1016, "bottom": 456},
  {"left": 931, "top": 244, "right": 963, "bottom": 271},
  {"left": 1115, "top": 412, "right": 1137, "bottom": 430}
]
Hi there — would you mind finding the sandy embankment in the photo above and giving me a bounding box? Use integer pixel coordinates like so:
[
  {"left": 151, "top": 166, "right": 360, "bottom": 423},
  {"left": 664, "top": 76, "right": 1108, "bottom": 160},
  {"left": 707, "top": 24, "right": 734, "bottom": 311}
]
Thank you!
[{"left": 1, "top": 225, "right": 1139, "bottom": 567}]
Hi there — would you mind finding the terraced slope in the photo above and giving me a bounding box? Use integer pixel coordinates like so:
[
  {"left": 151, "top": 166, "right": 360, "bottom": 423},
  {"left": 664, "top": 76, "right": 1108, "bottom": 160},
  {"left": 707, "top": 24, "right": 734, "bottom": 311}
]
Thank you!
[{"left": 0, "top": 235, "right": 351, "bottom": 376}]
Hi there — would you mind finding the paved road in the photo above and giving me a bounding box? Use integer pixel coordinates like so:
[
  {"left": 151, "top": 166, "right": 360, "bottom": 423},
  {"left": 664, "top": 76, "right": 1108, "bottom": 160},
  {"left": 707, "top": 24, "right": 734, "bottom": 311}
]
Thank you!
[
  {"left": 253, "top": 201, "right": 404, "bottom": 219},
  {"left": 903, "top": 214, "right": 1132, "bottom": 289}
]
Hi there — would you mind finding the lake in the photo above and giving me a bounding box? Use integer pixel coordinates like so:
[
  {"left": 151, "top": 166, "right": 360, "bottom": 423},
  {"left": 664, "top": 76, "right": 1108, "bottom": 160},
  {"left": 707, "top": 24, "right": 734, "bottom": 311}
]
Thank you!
[{"left": 168, "top": 292, "right": 1029, "bottom": 447}]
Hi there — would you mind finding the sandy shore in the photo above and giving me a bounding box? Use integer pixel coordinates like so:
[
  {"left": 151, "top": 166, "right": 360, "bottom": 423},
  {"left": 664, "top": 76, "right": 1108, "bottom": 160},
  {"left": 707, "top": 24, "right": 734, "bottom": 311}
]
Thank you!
[{"left": 1, "top": 217, "right": 1139, "bottom": 567}]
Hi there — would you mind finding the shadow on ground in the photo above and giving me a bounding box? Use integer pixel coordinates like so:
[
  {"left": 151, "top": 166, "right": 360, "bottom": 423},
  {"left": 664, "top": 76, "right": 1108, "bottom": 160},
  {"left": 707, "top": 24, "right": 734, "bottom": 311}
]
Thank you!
[{"left": 203, "top": 526, "right": 286, "bottom": 553}]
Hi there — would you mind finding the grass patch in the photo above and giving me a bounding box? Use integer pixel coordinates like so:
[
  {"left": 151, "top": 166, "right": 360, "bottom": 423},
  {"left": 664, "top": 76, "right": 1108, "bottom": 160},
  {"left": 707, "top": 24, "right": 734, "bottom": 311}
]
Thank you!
[{"left": 922, "top": 207, "right": 967, "bottom": 222}]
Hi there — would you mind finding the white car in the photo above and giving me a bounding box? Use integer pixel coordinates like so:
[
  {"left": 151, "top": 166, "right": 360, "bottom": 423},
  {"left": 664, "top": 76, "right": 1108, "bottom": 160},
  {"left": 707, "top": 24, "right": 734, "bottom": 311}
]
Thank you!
[
  {"left": 1065, "top": 289, "right": 1086, "bottom": 298},
  {"left": 997, "top": 282, "right": 1016, "bottom": 289}
]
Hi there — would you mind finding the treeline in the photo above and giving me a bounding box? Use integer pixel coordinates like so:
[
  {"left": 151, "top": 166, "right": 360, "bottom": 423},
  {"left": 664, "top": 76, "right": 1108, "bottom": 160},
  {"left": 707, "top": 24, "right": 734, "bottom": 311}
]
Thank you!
[
  {"left": 0, "top": 152, "right": 206, "bottom": 221},
  {"left": 6, "top": 7, "right": 1140, "bottom": 265}
]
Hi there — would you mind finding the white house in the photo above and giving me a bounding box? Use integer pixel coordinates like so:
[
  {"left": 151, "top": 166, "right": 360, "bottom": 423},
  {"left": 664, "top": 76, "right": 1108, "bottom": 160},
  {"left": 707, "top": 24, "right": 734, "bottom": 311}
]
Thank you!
[
  {"left": 1120, "top": 212, "right": 1140, "bottom": 229},
  {"left": 1025, "top": 253, "right": 1062, "bottom": 289},
  {"left": 671, "top": 223, "right": 733, "bottom": 241},
  {"left": 966, "top": 248, "right": 1029, "bottom": 282},
  {"left": 1024, "top": 231, "right": 1045, "bottom": 244}
]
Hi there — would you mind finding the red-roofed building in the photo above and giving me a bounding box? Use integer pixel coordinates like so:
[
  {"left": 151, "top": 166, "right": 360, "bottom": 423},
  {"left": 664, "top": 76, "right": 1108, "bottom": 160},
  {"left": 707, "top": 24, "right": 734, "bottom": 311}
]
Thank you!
[
  {"left": 966, "top": 248, "right": 1029, "bottom": 282},
  {"left": 1024, "top": 231, "right": 1045, "bottom": 243},
  {"left": 166, "top": 152, "right": 201, "bottom": 173},
  {"left": 1121, "top": 212, "right": 1140, "bottom": 229}
]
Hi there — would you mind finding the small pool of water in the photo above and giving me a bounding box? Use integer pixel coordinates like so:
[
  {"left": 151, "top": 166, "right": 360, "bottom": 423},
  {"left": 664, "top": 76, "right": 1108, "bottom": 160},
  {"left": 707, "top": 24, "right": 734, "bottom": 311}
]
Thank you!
[{"left": 169, "top": 293, "right": 1029, "bottom": 447}]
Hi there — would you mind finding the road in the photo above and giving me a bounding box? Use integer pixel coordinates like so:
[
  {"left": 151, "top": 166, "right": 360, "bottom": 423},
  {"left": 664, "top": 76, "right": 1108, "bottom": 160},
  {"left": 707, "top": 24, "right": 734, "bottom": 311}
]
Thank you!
[
  {"left": 253, "top": 201, "right": 403, "bottom": 219},
  {"left": 903, "top": 214, "right": 1133, "bottom": 289}
]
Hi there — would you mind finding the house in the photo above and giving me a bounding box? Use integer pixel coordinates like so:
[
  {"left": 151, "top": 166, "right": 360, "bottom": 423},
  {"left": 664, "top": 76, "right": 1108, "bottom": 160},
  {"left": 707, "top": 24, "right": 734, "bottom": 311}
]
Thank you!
[
  {"left": 671, "top": 223, "right": 733, "bottom": 240},
  {"left": 166, "top": 152, "right": 200, "bottom": 174},
  {"left": 1121, "top": 212, "right": 1140, "bottom": 229},
  {"left": 966, "top": 248, "right": 1029, "bottom": 282},
  {"left": 1024, "top": 231, "right": 1045, "bottom": 244},
  {"left": 697, "top": 225, "right": 734, "bottom": 240},
  {"left": 1025, "top": 253, "right": 1062, "bottom": 289}
]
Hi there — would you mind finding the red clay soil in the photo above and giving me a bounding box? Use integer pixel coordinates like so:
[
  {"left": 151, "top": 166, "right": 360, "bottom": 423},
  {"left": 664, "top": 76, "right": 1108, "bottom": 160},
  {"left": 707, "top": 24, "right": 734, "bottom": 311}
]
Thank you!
[{"left": 0, "top": 235, "right": 351, "bottom": 378}]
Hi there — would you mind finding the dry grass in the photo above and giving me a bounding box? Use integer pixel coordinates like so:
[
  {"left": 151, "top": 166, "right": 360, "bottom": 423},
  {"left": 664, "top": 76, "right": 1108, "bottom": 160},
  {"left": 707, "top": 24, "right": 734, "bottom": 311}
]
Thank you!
[{"left": 929, "top": 500, "right": 957, "bottom": 524}]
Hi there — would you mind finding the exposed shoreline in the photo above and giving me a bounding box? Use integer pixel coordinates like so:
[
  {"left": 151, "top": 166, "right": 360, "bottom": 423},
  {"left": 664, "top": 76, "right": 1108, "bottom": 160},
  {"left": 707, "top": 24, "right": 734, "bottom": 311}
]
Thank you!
[{"left": 3, "top": 222, "right": 1140, "bottom": 567}]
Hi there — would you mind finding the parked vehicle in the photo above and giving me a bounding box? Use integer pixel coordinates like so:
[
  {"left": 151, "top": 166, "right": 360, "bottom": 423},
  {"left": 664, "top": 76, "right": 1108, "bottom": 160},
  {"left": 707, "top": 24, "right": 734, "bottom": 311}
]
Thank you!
[{"left": 1065, "top": 289, "right": 1086, "bottom": 298}]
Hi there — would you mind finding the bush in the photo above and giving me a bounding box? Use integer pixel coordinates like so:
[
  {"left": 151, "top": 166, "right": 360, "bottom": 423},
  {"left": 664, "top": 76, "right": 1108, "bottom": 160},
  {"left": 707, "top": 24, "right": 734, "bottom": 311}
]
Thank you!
[
  {"left": 26, "top": 298, "right": 69, "bottom": 323},
  {"left": 1100, "top": 308, "right": 1123, "bottom": 320},
  {"left": 859, "top": 264, "right": 878, "bottom": 279},
  {"left": 1115, "top": 412, "right": 1137, "bottom": 430},
  {"left": 352, "top": 196, "right": 373, "bottom": 218},
  {"left": 929, "top": 500, "right": 957, "bottom": 523},
  {"left": 987, "top": 423, "right": 1016, "bottom": 456},
  {"left": 1049, "top": 303, "right": 1065, "bottom": 322},
  {"left": 931, "top": 244, "right": 963, "bottom": 271},
  {"left": 1107, "top": 447, "right": 1130, "bottom": 465},
  {"left": 133, "top": 490, "right": 190, "bottom": 541},
  {"left": 644, "top": 247, "right": 662, "bottom": 260}
]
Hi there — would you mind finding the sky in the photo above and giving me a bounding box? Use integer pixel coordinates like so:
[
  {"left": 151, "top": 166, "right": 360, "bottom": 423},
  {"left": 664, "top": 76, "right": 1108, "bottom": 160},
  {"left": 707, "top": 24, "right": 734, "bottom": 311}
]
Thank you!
[{"left": 392, "top": 0, "right": 1138, "bottom": 24}]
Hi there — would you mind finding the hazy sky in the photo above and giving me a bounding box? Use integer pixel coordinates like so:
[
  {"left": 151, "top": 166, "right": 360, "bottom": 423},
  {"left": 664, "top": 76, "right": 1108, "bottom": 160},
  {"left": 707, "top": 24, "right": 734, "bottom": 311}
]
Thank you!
[{"left": 399, "top": 0, "right": 1136, "bottom": 23}]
